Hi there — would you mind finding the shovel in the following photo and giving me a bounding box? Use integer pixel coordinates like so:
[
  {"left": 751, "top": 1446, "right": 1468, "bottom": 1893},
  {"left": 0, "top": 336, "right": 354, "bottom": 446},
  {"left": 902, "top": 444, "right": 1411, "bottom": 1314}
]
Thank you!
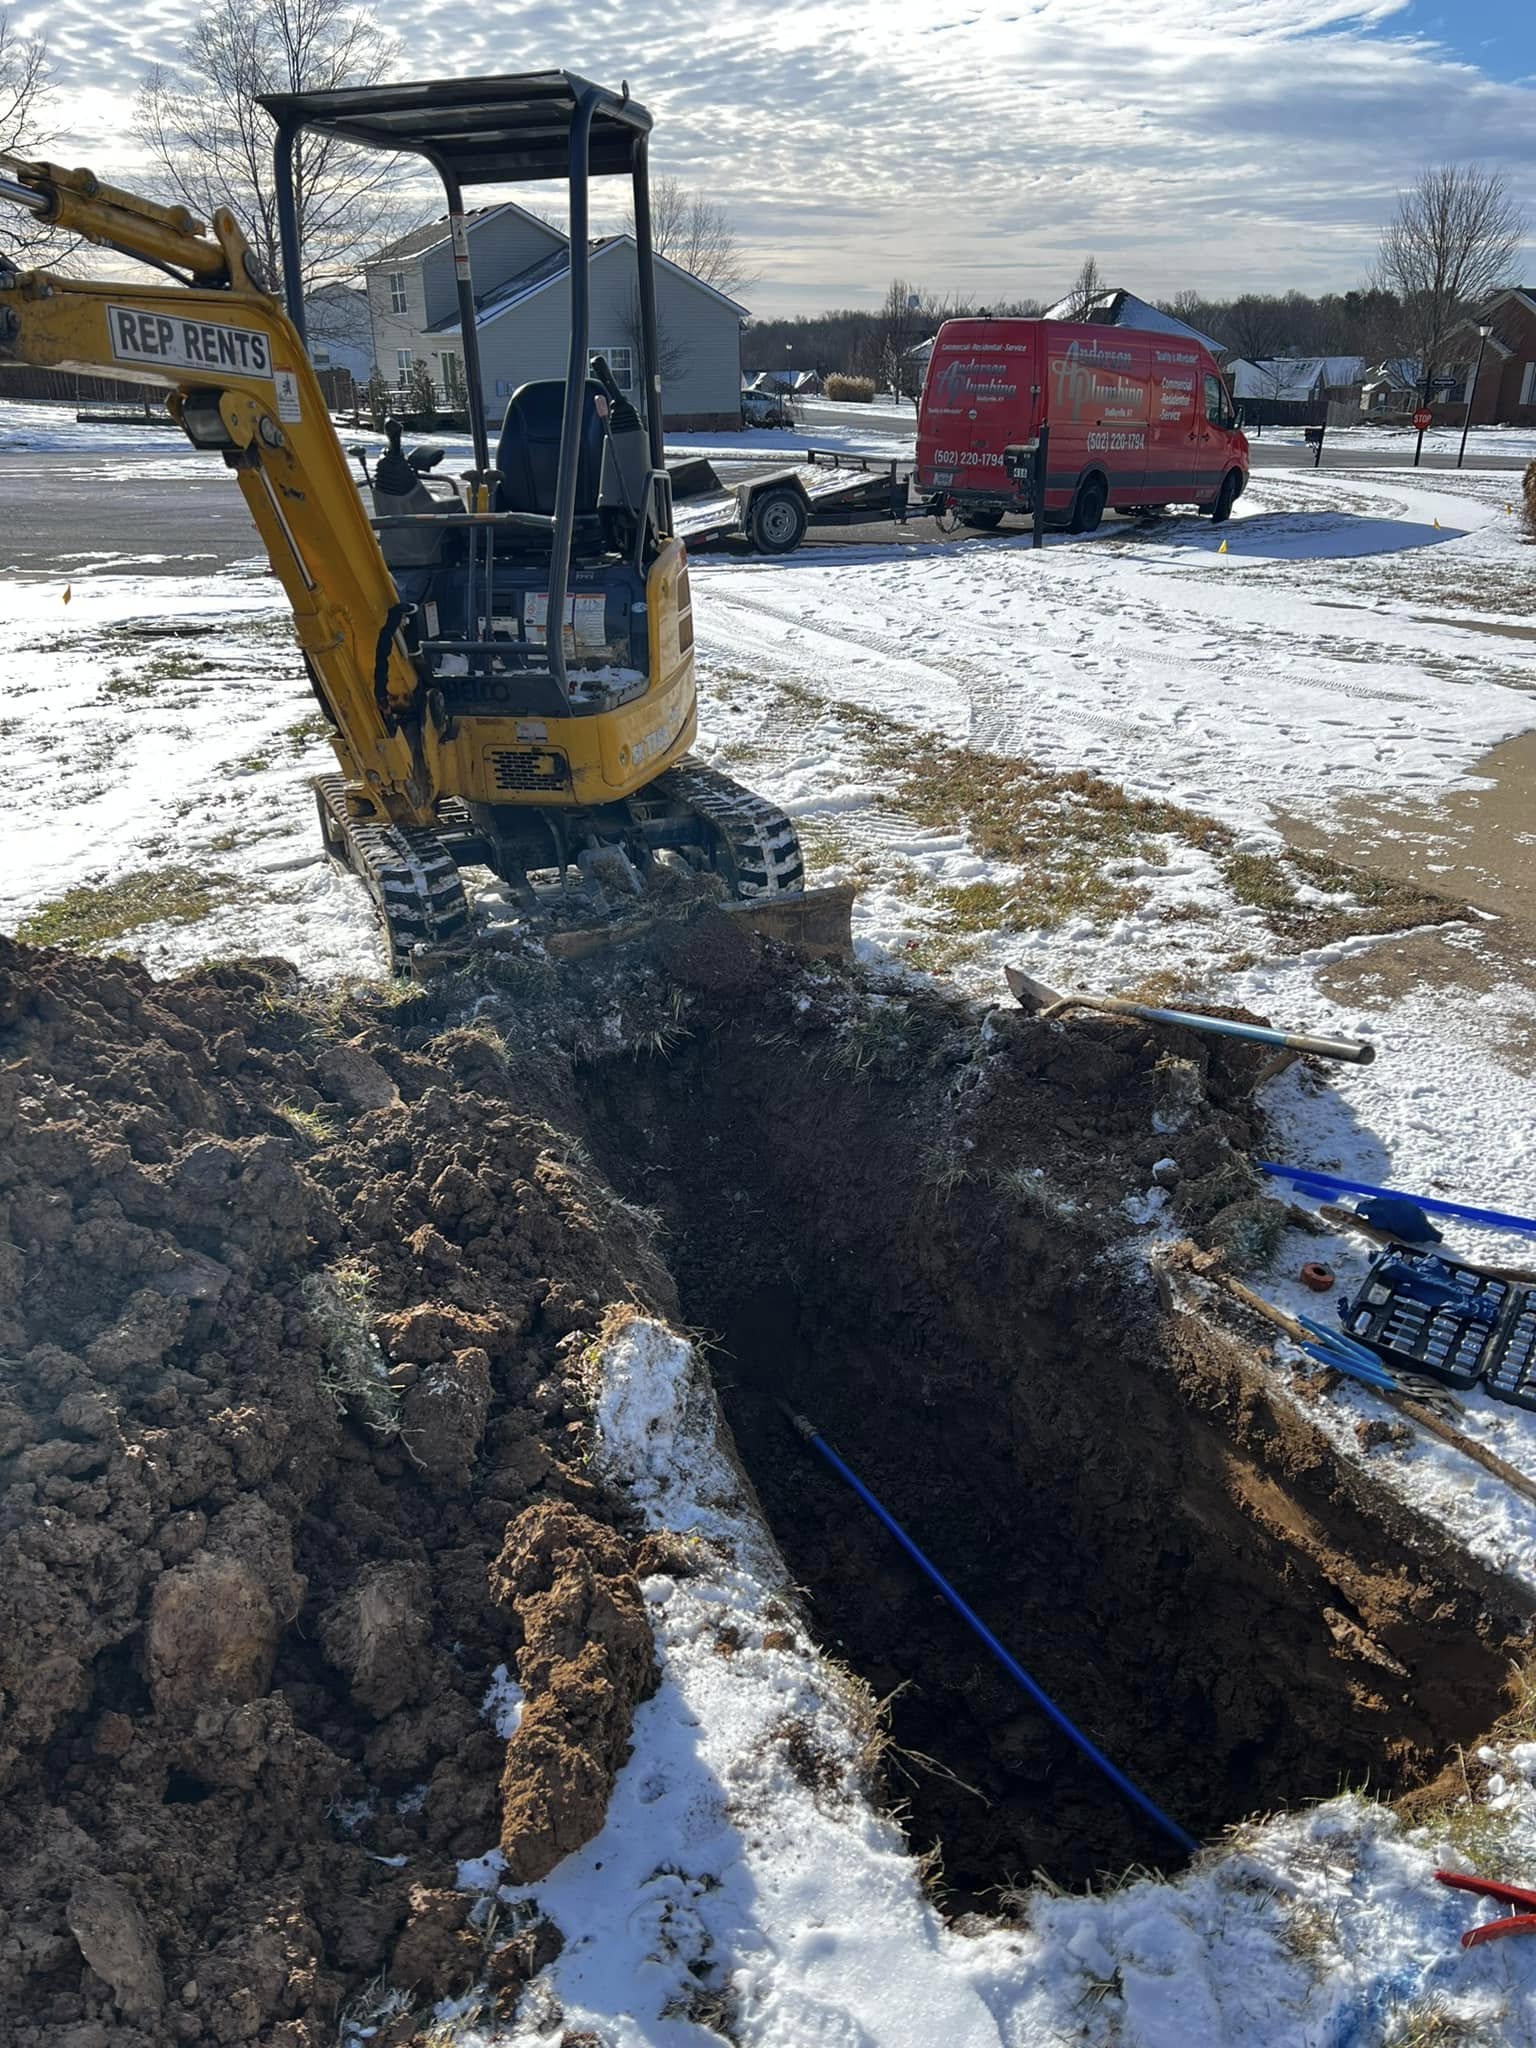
[{"left": 1005, "top": 966, "right": 1376, "bottom": 1066}]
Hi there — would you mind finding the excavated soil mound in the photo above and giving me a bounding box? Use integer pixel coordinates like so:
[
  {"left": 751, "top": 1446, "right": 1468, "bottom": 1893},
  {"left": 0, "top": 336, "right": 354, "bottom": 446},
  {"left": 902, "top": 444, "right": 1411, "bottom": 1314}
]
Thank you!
[
  {"left": 0, "top": 938, "right": 671, "bottom": 2047},
  {"left": 0, "top": 916, "right": 1528, "bottom": 2041}
]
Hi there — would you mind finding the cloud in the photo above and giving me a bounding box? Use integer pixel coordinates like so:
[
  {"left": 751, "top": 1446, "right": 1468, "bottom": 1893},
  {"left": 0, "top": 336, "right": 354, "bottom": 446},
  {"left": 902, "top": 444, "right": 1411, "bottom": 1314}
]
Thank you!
[{"left": 20, "top": 0, "right": 1536, "bottom": 312}]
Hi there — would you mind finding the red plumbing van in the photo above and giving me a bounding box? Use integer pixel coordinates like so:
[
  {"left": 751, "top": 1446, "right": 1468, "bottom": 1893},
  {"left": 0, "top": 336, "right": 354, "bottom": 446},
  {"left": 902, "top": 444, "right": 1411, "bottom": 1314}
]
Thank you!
[{"left": 916, "top": 318, "right": 1248, "bottom": 533}]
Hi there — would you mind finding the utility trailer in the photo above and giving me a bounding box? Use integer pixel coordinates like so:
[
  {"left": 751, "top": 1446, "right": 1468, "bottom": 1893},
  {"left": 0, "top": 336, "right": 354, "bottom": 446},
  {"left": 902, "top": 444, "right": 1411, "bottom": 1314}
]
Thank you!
[{"left": 672, "top": 448, "right": 908, "bottom": 555}]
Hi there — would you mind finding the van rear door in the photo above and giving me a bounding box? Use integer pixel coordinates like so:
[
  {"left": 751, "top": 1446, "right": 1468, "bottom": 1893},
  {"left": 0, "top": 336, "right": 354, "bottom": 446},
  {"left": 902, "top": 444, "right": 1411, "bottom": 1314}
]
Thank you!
[{"left": 917, "top": 321, "right": 1037, "bottom": 499}]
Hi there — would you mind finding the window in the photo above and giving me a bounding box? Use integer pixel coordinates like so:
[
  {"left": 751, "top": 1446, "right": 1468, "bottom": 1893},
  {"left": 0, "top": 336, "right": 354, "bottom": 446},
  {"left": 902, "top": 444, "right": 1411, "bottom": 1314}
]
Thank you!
[
  {"left": 591, "top": 345, "right": 635, "bottom": 392},
  {"left": 1203, "top": 373, "right": 1233, "bottom": 429},
  {"left": 311, "top": 344, "right": 331, "bottom": 369},
  {"left": 396, "top": 349, "right": 413, "bottom": 381},
  {"left": 1522, "top": 362, "right": 1536, "bottom": 408},
  {"left": 387, "top": 272, "right": 408, "bottom": 315}
]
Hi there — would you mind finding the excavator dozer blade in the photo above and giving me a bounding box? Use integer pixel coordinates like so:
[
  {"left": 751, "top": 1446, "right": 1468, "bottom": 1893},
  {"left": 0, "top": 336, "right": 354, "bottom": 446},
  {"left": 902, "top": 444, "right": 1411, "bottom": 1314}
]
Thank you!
[{"left": 543, "top": 884, "right": 857, "bottom": 967}]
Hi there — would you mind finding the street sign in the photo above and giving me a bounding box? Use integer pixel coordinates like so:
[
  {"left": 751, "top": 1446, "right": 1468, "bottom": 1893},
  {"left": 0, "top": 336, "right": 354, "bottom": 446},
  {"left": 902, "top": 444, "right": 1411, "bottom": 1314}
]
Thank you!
[{"left": 1413, "top": 408, "right": 1433, "bottom": 431}]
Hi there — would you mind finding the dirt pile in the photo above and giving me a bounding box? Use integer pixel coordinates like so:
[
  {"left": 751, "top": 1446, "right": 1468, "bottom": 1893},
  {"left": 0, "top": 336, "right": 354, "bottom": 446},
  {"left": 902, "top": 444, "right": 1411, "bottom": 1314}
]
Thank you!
[{"left": 0, "top": 938, "right": 668, "bottom": 2047}]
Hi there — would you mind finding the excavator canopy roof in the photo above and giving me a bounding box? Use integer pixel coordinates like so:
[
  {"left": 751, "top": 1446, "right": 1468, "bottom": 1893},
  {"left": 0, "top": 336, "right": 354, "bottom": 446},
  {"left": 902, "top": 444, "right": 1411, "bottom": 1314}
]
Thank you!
[{"left": 256, "top": 72, "right": 651, "bottom": 185}]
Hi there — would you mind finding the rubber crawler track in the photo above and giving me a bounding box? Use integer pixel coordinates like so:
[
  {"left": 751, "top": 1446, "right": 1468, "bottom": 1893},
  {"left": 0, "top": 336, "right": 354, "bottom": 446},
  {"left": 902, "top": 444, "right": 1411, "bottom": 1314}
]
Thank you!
[
  {"left": 656, "top": 756, "right": 806, "bottom": 897},
  {"left": 315, "top": 776, "right": 470, "bottom": 970}
]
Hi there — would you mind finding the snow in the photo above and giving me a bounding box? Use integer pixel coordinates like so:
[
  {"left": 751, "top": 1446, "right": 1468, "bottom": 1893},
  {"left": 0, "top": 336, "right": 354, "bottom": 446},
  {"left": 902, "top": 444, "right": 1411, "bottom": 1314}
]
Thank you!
[
  {"left": 1257, "top": 420, "right": 1536, "bottom": 460},
  {"left": 8, "top": 404, "right": 1536, "bottom": 2042}
]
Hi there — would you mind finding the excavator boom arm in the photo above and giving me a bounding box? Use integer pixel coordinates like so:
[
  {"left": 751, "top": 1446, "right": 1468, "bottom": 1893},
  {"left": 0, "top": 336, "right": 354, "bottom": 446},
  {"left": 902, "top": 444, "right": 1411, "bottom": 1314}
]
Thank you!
[{"left": 0, "top": 155, "right": 432, "bottom": 820}]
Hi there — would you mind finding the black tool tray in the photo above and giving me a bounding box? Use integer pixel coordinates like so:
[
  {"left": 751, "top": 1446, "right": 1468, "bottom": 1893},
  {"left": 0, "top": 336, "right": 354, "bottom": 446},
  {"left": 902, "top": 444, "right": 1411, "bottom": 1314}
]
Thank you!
[{"left": 1340, "top": 1244, "right": 1536, "bottom": 1401}]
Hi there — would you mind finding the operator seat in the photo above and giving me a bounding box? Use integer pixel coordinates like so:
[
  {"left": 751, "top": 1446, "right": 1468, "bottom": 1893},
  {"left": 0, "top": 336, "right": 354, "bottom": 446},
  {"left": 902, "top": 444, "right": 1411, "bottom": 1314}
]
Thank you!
[{"left": 494, "top": 379, "right": 607, "bottom": 546}]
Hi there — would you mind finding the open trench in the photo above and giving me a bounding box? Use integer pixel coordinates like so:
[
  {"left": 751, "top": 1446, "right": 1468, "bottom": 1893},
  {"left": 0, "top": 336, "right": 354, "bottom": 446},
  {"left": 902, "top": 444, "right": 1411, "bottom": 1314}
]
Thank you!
[
  {"left": 579, "top": 993, "right": 1530, "bottom": 1904},
  {"left": 3, "top": 926, "right": 1531, "bottom": 2046}
]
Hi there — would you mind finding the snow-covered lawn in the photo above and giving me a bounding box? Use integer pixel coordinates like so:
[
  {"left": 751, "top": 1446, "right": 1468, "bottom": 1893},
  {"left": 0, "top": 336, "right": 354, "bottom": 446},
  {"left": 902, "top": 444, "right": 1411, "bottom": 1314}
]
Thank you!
[
  {"left": 1259, "top": 420, "right": 1536, "bottom": 461},
  {"left": 7, "top": 440, "right": 1536, "bottom": 2045}
]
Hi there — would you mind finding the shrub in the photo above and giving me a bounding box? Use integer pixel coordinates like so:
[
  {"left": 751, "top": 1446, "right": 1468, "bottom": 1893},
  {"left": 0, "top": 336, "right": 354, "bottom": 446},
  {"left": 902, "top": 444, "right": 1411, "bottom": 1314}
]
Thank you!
[
  {"left": 824, "top": 373, "right": 875, "bottom": 403},
  {"left": 406, "top": 358, "right": 439, "bottom": 428},
  {"left": 1523, "top": 457, "right": 1536, "bottom": 539},
  {"left": 363, "top": 368, "right": 391, "bottom": 430}
]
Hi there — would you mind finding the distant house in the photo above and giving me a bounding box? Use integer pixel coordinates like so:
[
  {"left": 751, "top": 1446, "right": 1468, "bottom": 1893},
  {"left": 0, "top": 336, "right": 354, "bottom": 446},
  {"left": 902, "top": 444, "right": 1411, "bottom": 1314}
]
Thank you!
[
  {"left": 1227, "top": 357, "right": 1365, "bottom": 425},
  {"left": 304, "top": 284, "right": 372, "bottom": 384},
  {"left": 363, "top": 203, "right": 747, "bottom": 430},
  {"left": 1359, "top": 361, "right": 1420, "bottom": 414},
  {"left": 1438, "top": 289, "right": 1536, "bottom": 426},
  {"left": 1041, "top": 287, "right": 1223, "bottom": 357}
]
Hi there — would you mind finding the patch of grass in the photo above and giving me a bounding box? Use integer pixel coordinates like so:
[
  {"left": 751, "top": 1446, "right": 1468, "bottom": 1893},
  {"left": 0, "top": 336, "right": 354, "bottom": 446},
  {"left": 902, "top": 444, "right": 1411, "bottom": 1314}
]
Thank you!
[
  {"left": 302, "top": 1257, "right": 398, "bottom": 1437},
  {"left": 772, "top": 675, "right": 826, "bottom": 713},
  {"left": 1413, "top": 1787, "right": 1526, "bottom": 1884},
  {"left": 98, "top": 647, "right": 211, "bottom": 698},
  {"left": 284, "top": 711, "right": 330, "bottom": 753},
  {"left": 825, "top": 1001, "right": 921, "bottom": 1078},
  {"left": 15, "top": 866, "right": 234, "bottom": 950},
  {"left": 1223, "top": 845, "right": 1463, "bottom": 948},
  {"left": 230, "top": 751, "right": 274, "bottom": 775},
  {"left": 796, "top": 816, "right": 855, "bottom": 869},
  {"left": 1379, "top": 1992, "right": 1500, "bottom": 2047},
  {"left": 1213, "top": 1197, "right": 1290, "bottom": 1273},
  {"left": 824, "top": 703, "right": 1229, "bottom": 934},
  {"left": 935, "top": 879, "right": 1022, "bottom": 931},
  {"left": 901, "top": 929, "right": 990, "bottom": 976},
  {"left": 275, "top": 1102, "right": 339, "bottom": 1147}
]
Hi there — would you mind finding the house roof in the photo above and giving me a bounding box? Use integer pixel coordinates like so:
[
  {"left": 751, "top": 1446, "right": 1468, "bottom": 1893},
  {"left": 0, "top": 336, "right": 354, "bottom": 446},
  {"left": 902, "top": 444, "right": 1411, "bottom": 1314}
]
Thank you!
[
  {"left": 424, "top": 233, "right": 750, "bottom": 334},
  {"left": 369, "top": 200, "right": 563, "bottom": 268},
  {"left": 1228, "top": 356, "right": 1365, "bottom": 401},
  {"left": 1041, "top": 288, "right": 1221, "bottom": 355}
]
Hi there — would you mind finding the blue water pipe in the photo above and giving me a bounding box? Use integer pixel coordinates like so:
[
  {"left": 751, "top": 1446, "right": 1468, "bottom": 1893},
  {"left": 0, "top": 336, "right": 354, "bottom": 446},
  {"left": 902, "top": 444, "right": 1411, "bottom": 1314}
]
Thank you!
[
  {"left": 1259, "top": 1162, "right": 1536, "bottom": 1241},
  {"left": 780, "top": 1405, "right": 1200, "bottom": 1858}
]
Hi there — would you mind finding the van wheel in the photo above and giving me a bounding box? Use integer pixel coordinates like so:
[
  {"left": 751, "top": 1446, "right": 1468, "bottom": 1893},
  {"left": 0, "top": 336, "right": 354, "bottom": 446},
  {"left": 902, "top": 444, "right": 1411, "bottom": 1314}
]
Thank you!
[
  {"left": 1068, "top": 477, "right": 1107, "bottom": 534},
  {"left": 748, "top": 486, "right": 809, "bottom": 554},
  {"left": 1210, "top": 472, "right": 1240, "bottom": 525},
  {"left": 961, "top": 509, "right": 1004, "bottom": 530}
]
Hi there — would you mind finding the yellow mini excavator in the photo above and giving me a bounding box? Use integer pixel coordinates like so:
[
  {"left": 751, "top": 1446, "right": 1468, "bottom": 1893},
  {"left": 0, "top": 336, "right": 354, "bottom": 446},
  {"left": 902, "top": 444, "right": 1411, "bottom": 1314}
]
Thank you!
[{"left": 0, "top": 72, "right": 851, "bottom": 967}]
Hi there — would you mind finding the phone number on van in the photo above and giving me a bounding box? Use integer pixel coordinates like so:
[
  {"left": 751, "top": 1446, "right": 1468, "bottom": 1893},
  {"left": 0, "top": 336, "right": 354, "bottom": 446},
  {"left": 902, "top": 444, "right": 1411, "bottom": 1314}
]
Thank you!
[{"left": 1086, "top": 431, "right": 1146, "bottom": 452}]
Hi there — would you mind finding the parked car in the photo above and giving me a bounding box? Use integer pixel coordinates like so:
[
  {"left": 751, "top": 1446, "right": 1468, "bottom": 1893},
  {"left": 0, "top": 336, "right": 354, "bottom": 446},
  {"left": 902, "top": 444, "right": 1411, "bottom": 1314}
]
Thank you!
[
  {"left": 916, "top": 318, "right": 1248, "bottom": 531},
  {"left": 741, "top": 386, "right": 793, "bottom": 428}
]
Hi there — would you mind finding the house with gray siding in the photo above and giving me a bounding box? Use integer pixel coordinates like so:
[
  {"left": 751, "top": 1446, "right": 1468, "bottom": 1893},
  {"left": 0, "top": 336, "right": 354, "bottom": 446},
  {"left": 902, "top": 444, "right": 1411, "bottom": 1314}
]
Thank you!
[{"left": 364, "top": 205, "right": 745, "bottom": 430}]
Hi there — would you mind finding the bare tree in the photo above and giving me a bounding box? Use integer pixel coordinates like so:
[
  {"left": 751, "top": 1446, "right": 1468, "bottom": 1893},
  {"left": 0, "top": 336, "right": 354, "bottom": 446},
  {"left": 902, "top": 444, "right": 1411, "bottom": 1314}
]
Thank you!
[
  {"left": 626, "top": 175, "right": 753, "bottom": 297},
  {"left": 135, "top": 0, "right": 419, "bottom": 297},
  {"left": 1060, "top": 254, "right": 1105, "bottom": 318},
  {"left": 1218, "top": 294, "right": 1288, "bottom": 362},
  {"left": 0, "top": 12, "right": 62, "bottom": 259},
  {"left": 621, "top": 285, "right": 690, "bottom": 400},
  {"left": 1376, "top": 163, "right": 1525, "bottom": 401}
]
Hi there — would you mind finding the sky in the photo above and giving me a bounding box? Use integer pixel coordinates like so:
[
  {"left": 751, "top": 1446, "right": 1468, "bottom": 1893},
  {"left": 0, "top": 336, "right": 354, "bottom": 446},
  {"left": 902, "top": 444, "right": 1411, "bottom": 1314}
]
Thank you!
[{"left": 10, "top": 0, "right": 1536, "bottom": 317}]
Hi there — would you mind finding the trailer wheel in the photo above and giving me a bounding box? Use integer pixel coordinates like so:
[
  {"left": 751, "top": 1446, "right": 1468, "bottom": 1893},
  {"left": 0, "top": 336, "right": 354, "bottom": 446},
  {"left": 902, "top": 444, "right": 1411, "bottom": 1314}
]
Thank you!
[
  {"left": 1068, "top": 476, "right": 1107, "bottom": 534},
  {"left": 748, "top": 486, "right": 809, "bottom": 554},
  {"left": 961, "top": 509, "right": 1004, "bottom": 530},
  {"left": 1210, "top": 471, "right": 1240, "bottom": 524}
]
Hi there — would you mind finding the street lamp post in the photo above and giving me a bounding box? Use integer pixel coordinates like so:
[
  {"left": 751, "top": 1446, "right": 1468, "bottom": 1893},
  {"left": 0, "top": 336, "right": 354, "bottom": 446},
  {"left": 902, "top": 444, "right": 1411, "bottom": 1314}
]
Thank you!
[{"left": 1457, "top": 323, "right": 1492, "bottom": 470}]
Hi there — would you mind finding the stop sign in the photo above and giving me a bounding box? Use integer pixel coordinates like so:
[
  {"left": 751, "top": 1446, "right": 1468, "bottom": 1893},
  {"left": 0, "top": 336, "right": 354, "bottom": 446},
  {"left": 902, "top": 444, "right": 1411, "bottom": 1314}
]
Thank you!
[{"left": 1413, "top": 408, "right": 1433, "bottom": 431}]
